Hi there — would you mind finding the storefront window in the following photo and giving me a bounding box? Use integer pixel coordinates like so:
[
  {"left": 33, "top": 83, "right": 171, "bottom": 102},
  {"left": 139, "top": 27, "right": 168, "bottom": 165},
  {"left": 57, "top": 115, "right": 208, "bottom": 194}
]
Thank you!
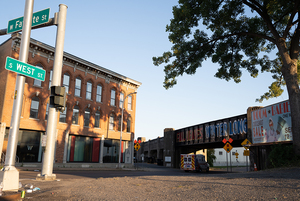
[
  {"left": 16, "top": 130, "right": 42, "bottom": 162},
  {"left": 68, "top": 135, "right": 100, "bottom": 162},
  {"left": 103, "top": 139, "right": 120, "bottom": 163}
]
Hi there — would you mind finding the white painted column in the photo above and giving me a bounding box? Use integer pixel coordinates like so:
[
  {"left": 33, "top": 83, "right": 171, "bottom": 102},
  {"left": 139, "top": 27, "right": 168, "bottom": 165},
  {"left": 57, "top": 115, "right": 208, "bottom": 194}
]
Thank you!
[{"left": 63, "top": 130, "right": 69, "bottom": 163}]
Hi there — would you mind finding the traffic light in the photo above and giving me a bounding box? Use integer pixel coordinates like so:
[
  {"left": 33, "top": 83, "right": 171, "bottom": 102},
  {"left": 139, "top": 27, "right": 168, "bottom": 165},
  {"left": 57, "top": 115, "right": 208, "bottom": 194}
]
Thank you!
[{"left": 50, "top": 86, "right": 66, "bottom": 108}]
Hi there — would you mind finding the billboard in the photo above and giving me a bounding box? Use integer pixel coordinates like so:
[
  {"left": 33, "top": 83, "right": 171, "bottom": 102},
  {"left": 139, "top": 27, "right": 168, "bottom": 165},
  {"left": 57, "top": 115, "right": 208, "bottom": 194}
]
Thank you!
[{"left": 251, "top": 100, "right": 292, "bottom": 144}]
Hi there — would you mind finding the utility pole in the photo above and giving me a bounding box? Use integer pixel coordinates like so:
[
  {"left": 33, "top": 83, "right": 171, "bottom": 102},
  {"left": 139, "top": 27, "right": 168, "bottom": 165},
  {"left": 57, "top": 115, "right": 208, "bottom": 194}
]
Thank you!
[
  {"left": 0, "top": 0, "right": 34, "bottom": 191},
  {"left": 37, "top": 4, "right": 68, "bottom": 180}
]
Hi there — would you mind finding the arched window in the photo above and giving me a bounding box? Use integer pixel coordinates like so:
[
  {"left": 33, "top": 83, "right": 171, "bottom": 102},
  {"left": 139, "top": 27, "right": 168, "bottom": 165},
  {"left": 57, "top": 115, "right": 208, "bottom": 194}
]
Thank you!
[
  {"left": 110, "top": 89, "right": 116, "bottom": 106},
  {"left": 75, "top": 77, "right": 81, "bottom": 97},
  {"left": 59, "top": 106, "right": 67, "bottom": 123},
  {"left": 30, "top": 97, "right": 39, "bottom": 119},
  {"left": 86, "top": 81, "right": 92, "bottom": 100},
  {"left": 84, "top": 108, "right": 90, "bottom": 127},
  {"left": 95, "top": 111, "right": 100, "bottom": 128},
  {"left": 109, "top": 113, "right": 114, "bottom": 130},
  {"left": 127, "top": 117, "right": 131, "bottom": 132},
  {"left": 33, "top": 64, "right": 43, "bottom": 87},
  {"left": 96, "top": 84, "right": 102, "bottom": 102},
  {"left": 72, "top": 105, "right": 79, "bottom": 125},
  {"left": 63, "top": 73, "right": 70, "bottom": 93}
]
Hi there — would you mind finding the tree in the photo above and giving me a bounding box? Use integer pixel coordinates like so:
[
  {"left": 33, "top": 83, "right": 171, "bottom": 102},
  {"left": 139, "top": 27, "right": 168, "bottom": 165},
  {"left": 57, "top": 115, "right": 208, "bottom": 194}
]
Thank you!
[
  {"left": 207, "top": 149, "right": 216, "bottom": 167},
  {"left": 153, "top": 0, "right": 300, "bottom": 155}
]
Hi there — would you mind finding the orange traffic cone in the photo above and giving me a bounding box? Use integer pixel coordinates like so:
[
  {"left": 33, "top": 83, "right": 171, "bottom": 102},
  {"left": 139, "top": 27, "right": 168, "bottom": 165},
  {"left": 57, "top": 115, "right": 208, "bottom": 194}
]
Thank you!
[{"left": 254, "top": 163, "right": 258, "bottom": 171}]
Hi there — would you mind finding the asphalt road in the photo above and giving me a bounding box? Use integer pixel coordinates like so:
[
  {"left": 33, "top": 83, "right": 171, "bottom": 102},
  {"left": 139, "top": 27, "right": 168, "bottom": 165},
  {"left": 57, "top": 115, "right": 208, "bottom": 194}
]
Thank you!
[
  {"left": 7, "top": 164, "right": 300, "bottom": 200},
  {"left": 19, "top": 163, "right": 248, "bottom": 180}
]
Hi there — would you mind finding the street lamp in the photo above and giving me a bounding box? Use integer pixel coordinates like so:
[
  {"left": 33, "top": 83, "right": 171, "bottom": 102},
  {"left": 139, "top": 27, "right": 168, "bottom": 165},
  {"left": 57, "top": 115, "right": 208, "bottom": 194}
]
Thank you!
[{"left": 118, "top": 91, "right": 137, "bottom": 168}]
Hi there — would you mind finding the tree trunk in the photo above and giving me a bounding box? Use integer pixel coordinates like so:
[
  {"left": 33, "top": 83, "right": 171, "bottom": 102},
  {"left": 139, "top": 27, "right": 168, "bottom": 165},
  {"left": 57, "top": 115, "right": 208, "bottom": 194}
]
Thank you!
[{"left": 282, "top": 60, "right": 300, "bottom": 156}]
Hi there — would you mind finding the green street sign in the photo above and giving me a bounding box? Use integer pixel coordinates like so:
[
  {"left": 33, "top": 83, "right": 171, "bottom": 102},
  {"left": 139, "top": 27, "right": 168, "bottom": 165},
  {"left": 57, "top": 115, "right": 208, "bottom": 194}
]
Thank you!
[
  {"left": 7, "top": 8, "right": 50, "bottom": 34},
  {"left": 5, "top": 57, "right": 45, "bottom": 81}
]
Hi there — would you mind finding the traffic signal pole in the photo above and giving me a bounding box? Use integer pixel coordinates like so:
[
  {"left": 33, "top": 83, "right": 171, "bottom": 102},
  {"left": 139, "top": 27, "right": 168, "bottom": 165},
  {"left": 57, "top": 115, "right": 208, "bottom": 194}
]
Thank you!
[
  {"left": 38, "top": 4, "right": 67, "bottom": 180},
  {"left": 0, "top": 0, "right": 34, "bottom": 191}
]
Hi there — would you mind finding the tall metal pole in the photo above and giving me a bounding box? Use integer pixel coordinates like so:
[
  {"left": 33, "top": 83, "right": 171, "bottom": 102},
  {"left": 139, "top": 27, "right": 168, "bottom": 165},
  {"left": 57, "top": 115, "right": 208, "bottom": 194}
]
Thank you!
[
  {"left": 0, "top": 0, "right": 34, "bottom": 191},
  {"left": 39, "top": 4, "right": 67, "bottom": 180},
  {"left": 118, "top": 92, "right": 136, "bottom": 168},
  {"left": 230, "top": 150, "right": 232, "bottom": 172},
  {"left": 226, "top": 152, "right": 228, "bottom": 172}
]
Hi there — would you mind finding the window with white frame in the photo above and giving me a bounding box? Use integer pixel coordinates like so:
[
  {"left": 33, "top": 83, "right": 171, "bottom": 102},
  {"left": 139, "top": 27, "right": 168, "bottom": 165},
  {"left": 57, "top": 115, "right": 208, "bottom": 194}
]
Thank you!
[
  {"left": 127, "top": 117, "right": 131, "bottom": 132},
  {"left": 45, "top": 102, "right": 49, "bottom": 120},
  {"left": 109, "top": 113, "right": 114, "bottom": 130},
  {"left": 48, "top": 70, "right": 53, "bottom": 89},
  {"left": 110, "top": 89, "right": 116, "bottom": 106},
  {"left": 63, "top": 73, "right": 70, "bottom": 93},
  {"left": 128, "top": 95, "right": 132, "bottom": 110},
  {"left": 86, "top": 81, "right": 92, "bottom": 100},
  {"left": 95, "top": 111, "right": 100, "bottom": 128},
  {"left": 72, "top": 106, "right": 79, "bottom": 125},
  {"left": 33, "top": 64, "right": 43, "bottom": 87},
  {"left": 96, "top": 84, "right": 102, "bottom": 102},
  {"left": 219, "top": 151, "right": 223, "bottom": 155},
  {"left": 84, "top": 108, "right": 90, "bottom": 127},
  {"left": 119, "top": 92, "right": 124, "bottom": 108},
  {"left": 118, "top": 115, "right": 122, "bottom": 131},
  {"left": 30, "top": 97, "right": 39, "bottom": 119},
  {"left": 59, "top": 106, "right": 67, "bottom": 123},
  {"left": 75, "top": 77, "right": 81, "bottom": 97}
]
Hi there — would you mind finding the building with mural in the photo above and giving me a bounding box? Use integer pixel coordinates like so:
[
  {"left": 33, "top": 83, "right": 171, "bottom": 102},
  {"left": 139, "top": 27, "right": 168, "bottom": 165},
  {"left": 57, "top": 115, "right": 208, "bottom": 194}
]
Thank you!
[{"left": 0, "top": 33, "right": 141, "bottom": 166}]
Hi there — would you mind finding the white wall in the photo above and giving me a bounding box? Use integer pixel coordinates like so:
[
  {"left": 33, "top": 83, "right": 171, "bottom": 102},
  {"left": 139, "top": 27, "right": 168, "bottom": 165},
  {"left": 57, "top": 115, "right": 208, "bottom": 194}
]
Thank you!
[{"left": 213, "top": 147, "right": 249, "bottom": 166}]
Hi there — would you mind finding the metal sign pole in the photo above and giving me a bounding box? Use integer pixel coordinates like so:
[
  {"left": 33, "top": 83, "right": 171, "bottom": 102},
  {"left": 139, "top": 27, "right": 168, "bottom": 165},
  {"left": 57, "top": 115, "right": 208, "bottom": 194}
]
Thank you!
[
  {"left": 226, "top": 152, "right": 228, "bottom": 172},
  {"left": 39, "top": 4, "right": 67, "bottom": 180},
  {"left": 230, "top": 150, "right": 232, "bottom": 172},
  {"left": 246, "top": 154, "right": 248, "bottom": 172},
  {"left": 0, "top": 0, "right": 34, "bottom": 191}
]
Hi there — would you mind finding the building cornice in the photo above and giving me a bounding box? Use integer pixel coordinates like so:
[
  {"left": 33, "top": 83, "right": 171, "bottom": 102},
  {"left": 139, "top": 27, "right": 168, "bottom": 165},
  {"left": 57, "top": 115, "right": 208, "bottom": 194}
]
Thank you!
[{"left": 11, "top": 33, "right": 142, "bottom": 89}]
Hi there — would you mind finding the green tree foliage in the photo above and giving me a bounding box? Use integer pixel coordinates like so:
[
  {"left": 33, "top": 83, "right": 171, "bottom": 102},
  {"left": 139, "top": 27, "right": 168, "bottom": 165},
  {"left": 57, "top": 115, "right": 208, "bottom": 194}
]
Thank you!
[
  {"left": 153, "top": 0, "right": 300, "bottom": 155},
  {"left": 207, "top": 149, "right": 216, "bottom": 167},
  {"left": 268, "top": 144, "right": 300, "bottom": 168}
]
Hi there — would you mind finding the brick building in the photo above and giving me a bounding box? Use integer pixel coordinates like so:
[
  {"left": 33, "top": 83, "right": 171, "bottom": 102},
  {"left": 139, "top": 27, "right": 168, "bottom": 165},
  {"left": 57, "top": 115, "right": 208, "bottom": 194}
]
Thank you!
[{"left": 0, "top": 33, "right": 141, "bottom": 165}]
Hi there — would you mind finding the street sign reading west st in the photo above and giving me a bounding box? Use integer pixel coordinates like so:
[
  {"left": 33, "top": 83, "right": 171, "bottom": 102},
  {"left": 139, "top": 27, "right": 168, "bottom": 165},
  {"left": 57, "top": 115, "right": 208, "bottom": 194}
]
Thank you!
[
  {"left": 7, "top": 8, "right": 50, "bottom": 34},
  {"left": 5, "top": 57, "right": 46, "bottom": 81}
]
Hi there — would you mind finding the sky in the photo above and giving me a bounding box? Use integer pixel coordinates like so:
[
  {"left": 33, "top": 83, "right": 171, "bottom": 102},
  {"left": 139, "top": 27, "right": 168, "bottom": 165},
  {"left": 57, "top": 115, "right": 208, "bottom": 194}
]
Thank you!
[{"left": 0, "top": 1, "right": 288, "bottom": 141}]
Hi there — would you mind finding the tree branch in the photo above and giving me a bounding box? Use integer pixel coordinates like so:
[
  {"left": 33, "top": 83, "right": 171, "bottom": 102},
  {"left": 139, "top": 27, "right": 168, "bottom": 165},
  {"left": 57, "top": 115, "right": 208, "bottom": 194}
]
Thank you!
[
  {"left": 289, "top": 10, "right": 300, "bottom": 60},
  {"left": 242, "top": 0, "right": 280, "bottom": 40},
  {"left": 208, "top": 31, "right": 276, "bottom": 44},
  {"left": 283, "top": 1, "right": 300, "bottom": 39}
]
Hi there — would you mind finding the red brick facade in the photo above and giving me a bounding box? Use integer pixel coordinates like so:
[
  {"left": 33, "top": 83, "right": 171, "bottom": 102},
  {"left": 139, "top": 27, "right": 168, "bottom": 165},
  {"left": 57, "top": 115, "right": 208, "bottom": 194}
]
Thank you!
[{"left": 0, "top": 33, "right": 141, "bottom": 163}]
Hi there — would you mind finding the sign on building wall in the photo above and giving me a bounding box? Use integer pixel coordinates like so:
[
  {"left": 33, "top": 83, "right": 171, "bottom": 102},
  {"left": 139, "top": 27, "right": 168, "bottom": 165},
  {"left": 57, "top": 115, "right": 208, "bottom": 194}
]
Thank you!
[
  {"left": 251, "top": 100, "right": 292, "bottom": 144},
  {"left": 175, "top": 114, "right": 247, "bottom": 145}
]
